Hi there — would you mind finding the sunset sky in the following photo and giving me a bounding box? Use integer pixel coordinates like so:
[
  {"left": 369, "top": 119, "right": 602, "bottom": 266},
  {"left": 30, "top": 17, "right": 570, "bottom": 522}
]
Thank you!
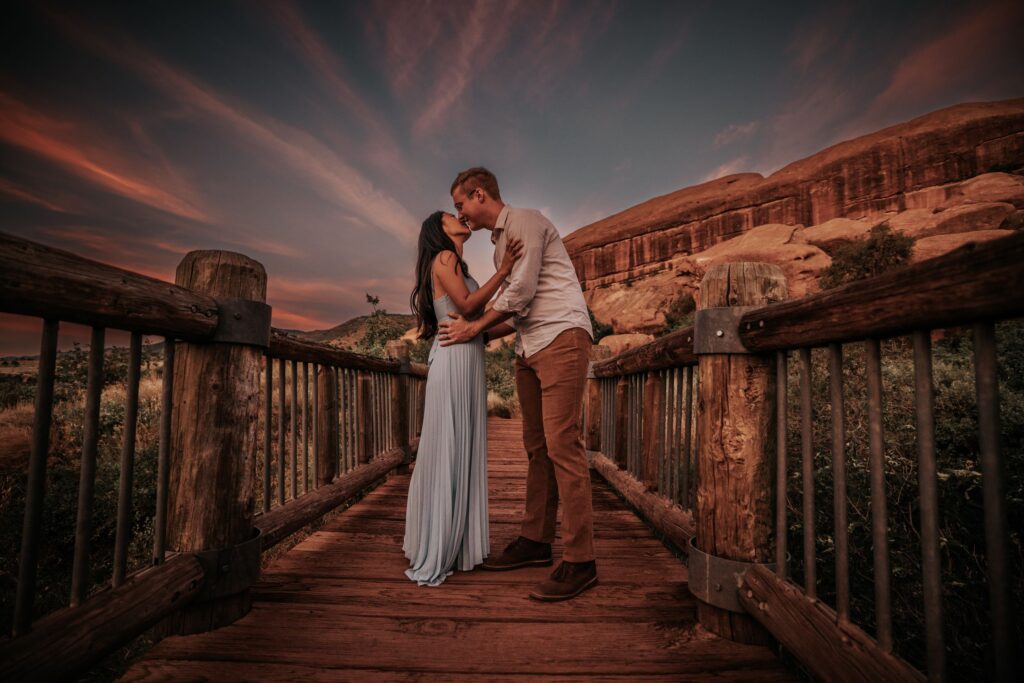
[{"left": 1, "top": 0, "right": 1022, "bottom": 354}]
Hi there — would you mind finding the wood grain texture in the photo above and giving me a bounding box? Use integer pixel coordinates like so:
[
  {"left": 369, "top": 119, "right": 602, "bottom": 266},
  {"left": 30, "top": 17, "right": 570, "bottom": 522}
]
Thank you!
[
  {"left": 696, "top": 262, "right": 786, "bottom": 644},
  {"left": 739, "top": 565, "right": 925, "bottom": 683},
  {"left": 0, "top": 555, "right": 204, "bottom": 682},
  {"left": 590, "top": 451, "right": 695, "bottom": 555},
  {"left": 315, "top": 365, "right": 338, "bottom": 486},
  {"left": 120, "top": 418, "right": 793, "bottom": 682},
  {"left": 0, "top": 231, "right": 218, "bottom": 339},
  {"left": 591, "top": 326, "right": 696, "bottom": 378},
  {"left": 163, "top": 250, "right": 266, "bottom": 635},
  {"left": 739, "top": 230, "right": 1024, "bottom": 351}
]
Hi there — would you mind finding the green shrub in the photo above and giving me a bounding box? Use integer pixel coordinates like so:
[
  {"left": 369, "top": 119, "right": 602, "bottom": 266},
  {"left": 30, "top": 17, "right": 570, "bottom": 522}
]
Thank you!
[
  {"left": 661, "top": 292, "right": 696, "bottom": 335},
  {"left": 588, "top": 307, "right": 613, "bottom": 343},
  {"left": 353, "top": 294, "right": 405, "bottom": 358},
  {"left": 819, "top": 223, "right": 913, "bottom": 289},
  {"left": 782, "top": 322, "right": 1024, "bottom": 679}
]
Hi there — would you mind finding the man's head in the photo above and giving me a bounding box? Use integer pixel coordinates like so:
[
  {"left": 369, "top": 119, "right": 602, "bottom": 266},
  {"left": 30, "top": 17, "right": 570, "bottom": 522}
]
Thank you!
[{"left": 451, "top": 167, "right": 504, "bottom": 231}]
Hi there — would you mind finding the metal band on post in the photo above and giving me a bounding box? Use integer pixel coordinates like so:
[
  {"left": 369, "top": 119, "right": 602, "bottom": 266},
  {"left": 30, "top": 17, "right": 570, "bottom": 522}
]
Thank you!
[
  {"left": 191, "top": 528, "right": 263, "bottom": 601},
  {"left": 211, "top": 299, "right": 272, "bottom": 348},
  {"left": 688, "top": 538, "right": 776, "bottom": 612},
  {"left": 693, "top": 306, "right": 759, "bottom": 355}
]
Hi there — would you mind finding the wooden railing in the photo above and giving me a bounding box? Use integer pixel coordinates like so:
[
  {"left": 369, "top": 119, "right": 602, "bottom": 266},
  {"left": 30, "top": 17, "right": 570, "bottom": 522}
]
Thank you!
[
  {"left": 584, "top": 232, "right": 1024, "bottom": 682},
  {"left": 0, "top": 232, "right": 425, "bottom": 680}
]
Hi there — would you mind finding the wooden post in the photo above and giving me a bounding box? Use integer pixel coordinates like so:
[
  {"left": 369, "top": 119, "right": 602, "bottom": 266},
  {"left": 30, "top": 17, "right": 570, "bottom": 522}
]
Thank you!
[
  {"left": 585, "top": 346, "right": 613, "bottom": 452},
  {"left": 316, "top": 365, "right": 338, "bottom": 487},
  {"left": 358, "top": 373, "right": 374, "bottom": 463},
  {"left": 386, "top": 341, "right": 411, "bottom": 473},
  {"left": 642, "top": 370, "right": 663, "bottom": 490},
  {"left": 614, "top": 376, "right": 629, "bottom": 468},
  {"left": 162, "top": 250, "right": 266, "bottom": 635},
  {"left": 695, "top": 262, "right": 787, "bottom": 644},
  {"left": 415, "top": 377, "right": 426, "bottom": 438}
]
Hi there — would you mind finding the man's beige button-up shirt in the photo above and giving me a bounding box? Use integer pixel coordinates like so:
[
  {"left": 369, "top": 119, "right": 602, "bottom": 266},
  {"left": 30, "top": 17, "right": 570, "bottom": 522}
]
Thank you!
[{"left": 490, "top": 205, "right": 593, "bottom": 357}]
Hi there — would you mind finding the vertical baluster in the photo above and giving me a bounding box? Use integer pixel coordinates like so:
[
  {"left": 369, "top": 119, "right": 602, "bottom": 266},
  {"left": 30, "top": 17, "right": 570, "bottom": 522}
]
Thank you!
[
  {"left": 682, "top": 366, "right": 694, "bottom": 507},
  {"left": 302, "top": 362, "right": 309, "bottom": 493},
  {"left": 913, "top": 330, "right": 945, "bottom": 682},
  {"left": 277, "top": 357, "right": 285, "bottom": 506},
  {"left": 113, "top": 332, "right": 142, "bottom": 588},
  {"left": 668, "top": 369, "right": 677, "bottom": 504},
  {"left": 973, "top": 322, "right": 1015, "bottom": 682},
  {"left": 339, "top": 368, "right": 347, "bottom": 473},
  {"left": 313, "top": 363, "right": 319, "bottom": 489},
  {"left": 334, "top": 367, "right": 342, "bottom": 474},
  {"left": 663, "top": 370, "right": 671, "bottom": 493},
  {"left": 865, "top": 338, "right": 892, "bottom": 650},
  {"left": 775, "top": 350, "right": 788, "bottom": 581},
  {"left": 72, "top": 327, "right": 105, "bottom": 604},
  {"left": 13, "top": 319, "right": 59, "bottom": 636},
  {"left": 290, "top": 360, "right": 298, "bottom": 499},
  {"left": 153, "top": 338, "right": 174, "bottom": 565},
  {"left": 828, "top": 343, "right": 850, "bottom": 622},
  {"left": 799, "top": 348, "right": 816, "bottom": 598},
  {"left": 262, "top": 354, "right": 271, "bottom": 513}
]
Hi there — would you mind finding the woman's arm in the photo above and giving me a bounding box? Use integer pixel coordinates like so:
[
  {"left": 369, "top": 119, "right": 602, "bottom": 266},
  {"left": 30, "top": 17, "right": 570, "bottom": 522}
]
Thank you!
[{"left": 432, "top": 240, "right": 522, "bottom": 318}]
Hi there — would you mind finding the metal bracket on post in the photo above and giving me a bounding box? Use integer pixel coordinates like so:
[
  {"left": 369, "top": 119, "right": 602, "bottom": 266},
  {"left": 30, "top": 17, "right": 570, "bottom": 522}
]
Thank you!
[
  {"left": 192, "top": 528, "right": 263, "bottom": 601},
  {"left": 693, "top": 306, "right": 758, "bottom": 354},
  {"left": 688, "top": 538, "right": 775, "bottom": 612},
  {"left": 211, "top": 299, "right": 272, "bottom": 348}
]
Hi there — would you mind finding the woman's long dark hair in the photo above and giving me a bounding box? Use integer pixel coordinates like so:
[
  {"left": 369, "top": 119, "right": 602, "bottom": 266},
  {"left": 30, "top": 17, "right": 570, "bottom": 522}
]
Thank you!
[{"left": 410, "top": 211, "right": 470, "bottom": 339}]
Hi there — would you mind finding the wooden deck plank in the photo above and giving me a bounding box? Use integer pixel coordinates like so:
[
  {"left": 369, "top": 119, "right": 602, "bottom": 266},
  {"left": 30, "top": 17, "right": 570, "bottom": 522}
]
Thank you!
[{"left": 120, "top": 417, "right": 793, "bottom": 681}]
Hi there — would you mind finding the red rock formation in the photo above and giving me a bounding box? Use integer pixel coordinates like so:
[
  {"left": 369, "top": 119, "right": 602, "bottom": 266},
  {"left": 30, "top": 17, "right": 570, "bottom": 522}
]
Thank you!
[{"left": 565, "top": 98, "right": 1024, "bottom": 290}]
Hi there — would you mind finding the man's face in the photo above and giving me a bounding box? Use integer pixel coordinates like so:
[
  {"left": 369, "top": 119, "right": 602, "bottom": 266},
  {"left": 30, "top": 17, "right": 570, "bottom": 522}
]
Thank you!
[{"left": 452, "top": 185, "right": 488, "bottom": 231}]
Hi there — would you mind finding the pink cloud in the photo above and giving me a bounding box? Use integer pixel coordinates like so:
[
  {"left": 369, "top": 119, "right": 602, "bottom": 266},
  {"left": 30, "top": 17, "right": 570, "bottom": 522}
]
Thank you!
[
  {"left": 701, "top": 156, "right": 751, "bottom": 183},
  {"left": 0, "top": 92, "right": 210, "bottom": 222},
  {"left": 50, "top": 11, "right": 420, "bottom": 246},
  {"left": 867, "top": 0, "right": 1024, "bottom": 119},
  {"left": 713, "top": 121, "right": 760, "bottom": 148},
  {"left": 0, "top": 178, "right": 75, "bottom": 214}
]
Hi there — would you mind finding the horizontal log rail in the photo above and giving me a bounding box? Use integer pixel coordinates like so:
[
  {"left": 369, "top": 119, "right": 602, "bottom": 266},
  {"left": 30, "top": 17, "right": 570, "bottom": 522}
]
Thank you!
[
  {"left": 589, "top": 451, "right": 695, "bottom": 553},
  {"left": 269, "top": 330, "right": 427, "bottom": 377},
  {"left": 591, "top": 326, "right": 695, "bottom": 378},
  {"left": 256, "top": 440, "right": 416, "bottom": 549},
  {"left": 0, "top": 231, "right": 219, "bottom": 340},
  {"left": 0, "top": 553, "right": 206, "bottom": 682},
  {"left": 739, "top": 230, "right": 1024, "bottom": 352},
  {"left": 739, "top": 565, "right": 925, "bottom": 683}
]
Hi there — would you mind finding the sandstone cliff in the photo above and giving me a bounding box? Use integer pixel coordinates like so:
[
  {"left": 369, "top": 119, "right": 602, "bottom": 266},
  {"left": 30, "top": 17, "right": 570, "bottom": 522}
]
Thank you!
[{"left": 565, "top": 98, "right": 1024, "bottom": 335}]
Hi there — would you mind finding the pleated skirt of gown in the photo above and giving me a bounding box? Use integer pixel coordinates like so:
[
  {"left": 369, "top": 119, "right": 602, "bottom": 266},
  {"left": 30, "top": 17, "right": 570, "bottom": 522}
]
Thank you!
[{"left": 403, "top": 294, "right": 490, "bottom": 586}]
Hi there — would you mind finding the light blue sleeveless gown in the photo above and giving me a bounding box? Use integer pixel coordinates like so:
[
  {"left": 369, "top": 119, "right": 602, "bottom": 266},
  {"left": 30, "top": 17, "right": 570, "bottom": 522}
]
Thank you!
[{"left": 403, "top": 275, "right": 490, "bottom": 586}]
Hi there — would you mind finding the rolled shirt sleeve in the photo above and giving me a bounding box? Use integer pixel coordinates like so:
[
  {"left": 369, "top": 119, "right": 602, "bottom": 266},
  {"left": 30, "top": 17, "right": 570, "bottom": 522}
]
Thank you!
[{"left": 492, "top": 219, "right": 545, "bottom": 319}]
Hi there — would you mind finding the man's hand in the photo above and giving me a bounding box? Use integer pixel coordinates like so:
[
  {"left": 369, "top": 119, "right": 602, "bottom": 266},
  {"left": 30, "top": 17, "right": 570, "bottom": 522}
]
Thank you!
[{"left": 438, "top": 312, "right": 479, "bottom": 347}]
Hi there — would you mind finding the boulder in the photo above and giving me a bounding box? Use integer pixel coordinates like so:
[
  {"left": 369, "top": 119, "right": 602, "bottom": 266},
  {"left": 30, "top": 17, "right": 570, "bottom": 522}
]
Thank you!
[
  {"left": 910, "top": 230, "right": 1014, "bottom": 263},
  {"left": 946, "top": 172, "right": 1024, "bottom": 208},
  {"left": 598, "top": 334, "right": 655, "bottom": 355},
  {"left": 887, "top": 203, "right": 1016, "bottom": 239},
  {"left": 690, "top": 223, "right": 831, "bottom": 299},
  {"left": 796, "top": 217, "right": 884, "bottom": 251}
]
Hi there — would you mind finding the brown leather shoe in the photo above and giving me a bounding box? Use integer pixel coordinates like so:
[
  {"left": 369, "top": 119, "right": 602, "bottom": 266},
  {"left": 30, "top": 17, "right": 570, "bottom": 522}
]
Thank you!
[
  {"left": 529, "top": 560, "right": 598, "bottom": 601},
  {"left": 481, "top": 536, "right": 553, "bottom": 570}
]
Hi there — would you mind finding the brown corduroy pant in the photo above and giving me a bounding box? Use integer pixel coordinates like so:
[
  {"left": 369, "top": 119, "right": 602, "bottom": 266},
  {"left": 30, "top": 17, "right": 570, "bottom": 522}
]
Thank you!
[{"left": 514, "top": 327, "right": 595, "bottom": 562}]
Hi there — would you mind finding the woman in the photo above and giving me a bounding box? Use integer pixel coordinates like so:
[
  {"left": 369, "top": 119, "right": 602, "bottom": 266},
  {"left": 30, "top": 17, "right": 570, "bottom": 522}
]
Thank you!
[{"left": 403, "top": 211, "right": 522, "bottom": 586}]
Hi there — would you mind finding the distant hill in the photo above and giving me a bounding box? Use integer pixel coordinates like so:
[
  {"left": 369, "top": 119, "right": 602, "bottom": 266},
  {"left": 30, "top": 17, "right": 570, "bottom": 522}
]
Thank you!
[{"left": 287, "top": 313, "right": 417, "bottom": 348}]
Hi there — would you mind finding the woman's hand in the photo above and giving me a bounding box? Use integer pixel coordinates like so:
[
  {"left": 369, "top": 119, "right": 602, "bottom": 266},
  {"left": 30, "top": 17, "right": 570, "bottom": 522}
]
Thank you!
[{"left": 498, "top": 237, "right": 524, "bottom": 276}]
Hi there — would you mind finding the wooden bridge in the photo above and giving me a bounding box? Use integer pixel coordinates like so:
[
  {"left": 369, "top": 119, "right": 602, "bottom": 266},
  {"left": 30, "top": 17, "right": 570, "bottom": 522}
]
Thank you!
[
  {"left": 0, "top": 231, "right": 1021, "bottom": 681},
  {"left": 115, "top": 417, "right": 793, "bottom": 681}
]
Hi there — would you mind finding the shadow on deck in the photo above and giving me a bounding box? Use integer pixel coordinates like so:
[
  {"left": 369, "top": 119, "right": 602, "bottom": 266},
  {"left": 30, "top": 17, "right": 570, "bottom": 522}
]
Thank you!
[{"left": 121, "top": 418, "right": 794, "bottom": 681}]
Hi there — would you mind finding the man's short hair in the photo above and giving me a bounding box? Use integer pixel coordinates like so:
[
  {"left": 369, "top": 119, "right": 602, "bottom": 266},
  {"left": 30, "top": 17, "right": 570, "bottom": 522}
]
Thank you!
[{"left": 451, "top": 167, "right": 501, "bottom": 201}]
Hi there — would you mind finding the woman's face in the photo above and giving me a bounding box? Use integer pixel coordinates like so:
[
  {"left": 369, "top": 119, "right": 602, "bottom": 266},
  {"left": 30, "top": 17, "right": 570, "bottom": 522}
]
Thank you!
[{"left": 441, "top": 212, "right": 471, "bottom": 241}]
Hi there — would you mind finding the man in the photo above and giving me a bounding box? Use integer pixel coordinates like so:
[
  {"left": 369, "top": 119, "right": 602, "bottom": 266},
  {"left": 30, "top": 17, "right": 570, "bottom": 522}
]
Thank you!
[{"left": 439, "top": 167, "right": 596, "bottom": 601}]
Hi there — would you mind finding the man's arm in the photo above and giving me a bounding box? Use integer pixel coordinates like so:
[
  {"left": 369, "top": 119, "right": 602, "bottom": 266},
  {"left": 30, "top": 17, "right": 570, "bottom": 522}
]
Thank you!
[
  {"left": 438, "top": 307, "right": 512, "bottom": 346},
  {"left": 491, "top": 216, "right": 545, "bottom": 319}
]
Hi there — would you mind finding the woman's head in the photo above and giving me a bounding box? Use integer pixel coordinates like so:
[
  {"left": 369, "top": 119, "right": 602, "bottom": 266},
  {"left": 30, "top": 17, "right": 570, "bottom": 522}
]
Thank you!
[{"left": 410, "top": 211, "right": 471, "bottom": 339}]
